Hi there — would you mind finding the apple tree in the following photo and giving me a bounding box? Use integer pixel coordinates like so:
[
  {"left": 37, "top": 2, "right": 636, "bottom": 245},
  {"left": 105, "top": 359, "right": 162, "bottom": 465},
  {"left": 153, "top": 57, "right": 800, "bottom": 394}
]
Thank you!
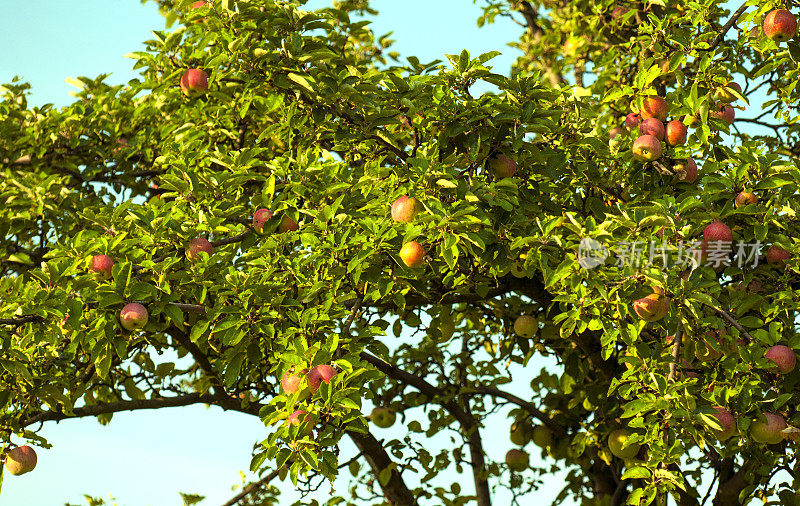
[{"left": 2, "top": 0, "right": 800, "bottom": 504}]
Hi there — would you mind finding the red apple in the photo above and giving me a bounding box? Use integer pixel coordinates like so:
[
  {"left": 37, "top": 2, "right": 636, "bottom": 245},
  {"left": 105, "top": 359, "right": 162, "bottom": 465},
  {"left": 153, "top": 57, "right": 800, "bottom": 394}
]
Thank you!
[
  {"left": 253, "top": 208, "right": 273, "bottom": 232},
  {"left": 287, "top": 410, "right": 313, "bottom": 437},
  {"left": 624, "top": 113, "right": 641, "bottom": 129},
  {"left": 180, "top": 68, "right": 209, "bottom": 96},
  {"left": 673, "top": 158, "right": 698, "bottom": 182},
  {"left": 399, "top": 241, "right": 425, "bottom": 268},
  {"left": 716, "top": 82, "right": 742, "bottom": 103},
  {"left": 370, "top": 407, "right": 396, "bottom": 428},
  {"left": 513, "top": 315, "right": 538, "bottom": 338},
  {"left": 632, "top": 135, "right": 662, "bottom": 161},
  {"left": 711, "top": 407, "right": 737, "bottom": 441},
  {"left": 89, "top": 254, "right": 114, "bottom": 280},
  {"left": 764, "top": 9, "right": 797, "bottom": 43},
  {"left": 489, "top": 154, "right": 517, "bottom": 179},
  {"left": 734, "top": 191, "right": 757, "bottom": 208},
  {"left": 639, "top": 118, "right": 665, "bottom": 140},
  {"left": 703, "top": 221, "right": 732, "bottom": 246},
  {"left": 281, "top": 369, "right": 303, "bottom": 395},
  {"left": 307, "top": 364, "right": 337, "bottom": 393},
  {"left": 120, "top": 303, "right": 148, "bottom": 331},
  {"left": 640, "top": 96, "right": 668, "bottom": 122},
  {"left": 4, "top": 446, "right": 37, "bottom": 476},
  {"left": 391, "top": 196, "right": 421, "bottom": 223},
  {"left": 278, "top": 214, "right": 299, "bottom": 233},
  {"left": 767, "top": 245, "right": 790, "bottom": 267},
  {"left": 505, "top": 449, "right": 529, "bottom": 471},
  {"left": 632, "top": 293, "right": 669, "bottom": 322},
  {"left": 186, "top": 237, "right": 213, "bottom": 261},
  {"left": 665, "top": 120, "right": 687, "bottom": 146},
  {"left": 609, "top": 126, "right": 626, "bottom": 139},
  {"left": 710, "top": 105, "right": 735, "bottom": 125},
  {"left": 765, "top": 345, "right": 796, "bottom": 374},
  {"left": 751, "top": 412, "right": 787, "bottom": 444}
]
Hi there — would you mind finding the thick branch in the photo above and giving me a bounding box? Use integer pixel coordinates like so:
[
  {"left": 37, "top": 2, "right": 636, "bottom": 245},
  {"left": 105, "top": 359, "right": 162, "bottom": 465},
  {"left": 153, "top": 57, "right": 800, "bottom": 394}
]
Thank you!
[{"left": 347, "top": 430, "right": 418, "bottom": 506}]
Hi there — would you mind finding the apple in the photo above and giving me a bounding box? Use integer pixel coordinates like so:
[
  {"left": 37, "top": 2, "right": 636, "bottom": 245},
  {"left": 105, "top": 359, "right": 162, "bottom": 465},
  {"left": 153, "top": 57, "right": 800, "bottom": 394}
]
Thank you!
[
  {"left": 665, "top": 120, "right": 687, "bottom": 146},
  {"left": 703, "top": 221, "right": 732, "bottom": 246},
  {"left": 371, "top": 407, "right": 396, "bottom": 428},
  {"left": 89, "top": 254, "right": 114, "bottom": 280},
  {"left": 639, "top": 118, "right": 665, "bottom": 140},
  {"left": 513, "top": 315, "right": 538, "bottom": 338},
  {"left": 607, "top": 428, "right": 640, "bottom": 459},
  {"left": 767, "top": 245, "right": 790, "bottom": 267},
  {"left": 391, "top": 196, "right": 421, "bottom": 223},
  {"left": 253, "top": 208, "right": 273, "bottom": 232},
  {"left": 307, "top": 364, "right": 337, "bottom": 393},
  {"left": 186, "top": 237, "right": 213, "bottom": 261},
  {"left": 120, "top": 303, "right": 148, "bottom": 331},
  {"left": 632, "top": 293, "right": 669, "bottom": 322},
  {"left": 4, "top": 446, "right": 37, "bottom": 476},
  {"left": 734, "top": 191, "right": 757, "bottom": 208},
  {"left": 281, "top": 369, "right": 303, "bottom": 395},
  {"left": 191, "top": 0, "right": 208, "bottom": 8},
  {"left": 399, "top": 241, "right": 425, "bottom": 268},
  {"left": 624, "top": 113, "right": 641, "bottom": 129},
  {"left": 531, "top": 426, "right": 553, "bottom": 448},
  {"left": 765, "top": 344, "right": 796, "bottom": 374},
  {"left": 715, "top": 82, "right": 742, "bottom": 103},
  {"left": 287, "top": 410, "right": 313, "bottom": 436},
  {"left": 278, "top": 214, "right": 299, "bottom": 233},
  {"left": 711, "top": 407, "right": 737, "bottom": 441},
  {"left": 632, "top": 135, "right": 662, "bottom": 161},
  {"left": 710, "top": 105, "right": 735, "bottom": 125},
  {"left": 505, "top": 449, "right": 529, "bottom": 471},
  {"left": 684, "top": 113, "right": 701, "bottom": 128},
  {"left": 764, "top": 9, "right": 797, "bottom": 43},
  {"left": 489, "top": 154, "right": 517, "bottom": 179},
  {"left": 509, "top": 420, "right": 533, "bottom": 446},
  {"left": 639, "top": 96, "right": 668, "bottom": 122},
  {"left": 180, "top": 68, "right": 209, "bottom": 96},
  {"left": 751, "top": 412, "right": 787, "bottom": 444},
  {"left": 609, "top": 126, "right": 626, "bottom": 139},
  {"left": 673, "top": 158, "right": 698, "bottom": 183}
]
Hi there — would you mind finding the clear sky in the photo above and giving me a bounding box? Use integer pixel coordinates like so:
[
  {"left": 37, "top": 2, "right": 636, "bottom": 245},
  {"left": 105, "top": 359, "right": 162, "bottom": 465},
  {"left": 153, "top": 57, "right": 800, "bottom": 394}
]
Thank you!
[{"left": 0, "top": 1, "right": 572, "bottom": 506}]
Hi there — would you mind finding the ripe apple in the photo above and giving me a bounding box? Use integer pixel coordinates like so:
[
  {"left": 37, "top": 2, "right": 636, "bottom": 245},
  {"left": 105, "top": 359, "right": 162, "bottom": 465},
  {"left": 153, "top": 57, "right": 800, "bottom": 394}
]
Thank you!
[
  {"left": 639, "top": 118, "right": 665, "bottom": 140},
  {"left": 711, "top": 407, "right": 737, "bottom": 441},
  {"left": 632, "top": 293, "right": 669, "bottom": 322},
  {"left": 513, "top": 315, "right": 538, "bottom": 338},
  {"left": 710, "top": 105, "right": 735, "bottom": 125},
  {"left": 278, "top": 214, "right": 299, "bottom": 233},
  {"left": 287, "top": 410, "right": 313, "bottom": 437},
  {"left": 609, "top": 126, "right": 626, "bottom": 139},
  {"left": 489, "top": 154, "right": 517, "bottom": 179},
  {"left": 371, "top": 407, "right": 396, "bottom": 428},
  {"left": 751, "top": 412, "right": 787, "bottom": 444},
  {"left": 639, "top": 96, "right": 668, "bottom": 122},
  {"left": 607, "top": 428, "right": 640, "bottom": 459},
  {"left": 734, "top": 191, "right": 757, "bottom": 208},
  {"left": 505, "top": 449, "right": 529, "bottom": 471},
  {"left": 509, "top": 420, "right": 533, "bottom": 446},
  {"left": 764, "top": 9, "right": 797, "bottom": 43},
  {"left": 4, "top": 446, "right": 37, "bottom": 476},
  {"left": 391, "top": 196, "right": 421, "bottom": 223},
  {"left": 180, "top": 68, "right": 209, "bottom": 96},
  {"left": 89, "top": 254, "right": 114, "bottom": 280},
  {"left": 632, "top": 135, "right": 662, "bottom": 161},
  {"left": 767, "top": 245, "right": 790, "bottom": 267},
  {"left": 120, "top": 303, "right": 148, "bottom": 331},
  {"left": 399, "top": 241, "right": 425, "bottom": 268},
  {"left": 253, "top": 208, "right": 273, "bottom": 233},
  {"left": 281, "top": 369, "right": 303, "bottom": 395},
  {"left": 765, "top": 344, "right": 796, "bottom": 374},
  {"left": 665, "top": 120, "right": 687, "bottom": 146},
  {"left": 307, "top": 364, "right": 337, "bottom": 393},
  {"left": 624, "top": 113, "right": 641, "bottom": 129},
  {"left": 715, "top": 82, "right": 742, "bottom": 103},
  {"left": 531, "top": 426, "right": 553, "bottom": 448},
  {"left": 186, "top": 237, "right": 213, "bottom": 261},
  {"left": 673, "top": 158, "right": 698, "bottom": 183},
  {"left": 703, "top": 221, "right": 732, "bottom": 246}
]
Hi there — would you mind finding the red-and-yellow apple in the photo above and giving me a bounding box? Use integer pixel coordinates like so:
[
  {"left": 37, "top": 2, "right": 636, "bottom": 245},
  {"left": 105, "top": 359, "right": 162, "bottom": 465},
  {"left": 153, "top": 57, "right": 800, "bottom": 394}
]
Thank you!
[
  {"left": 639, "top": 118, "right": 665, "bottom": 140},
  {"left": 751, "top": 412, "right": 787, "bottom": 444},
  {"left": 767, "top": 245, "right": 790, "bottom": 267},
  {"left": 513, "top": 315, "right": 538, "bottom": 338},
  {"left": 391, "top": 196, "right": 421, "bottom": 223},
  {"left": 764, "top": 9, "right": 797, "bottom": 43},
  {"left": 307, "top": 364, "right": 337, "bottom": 393},
  {"left": 711, "top": 407, "right": 737, "bottom": 441},
  {"left": 281, "top": 369, "right": 304, "bottom": 395},
  {"left": 186, "top": 237, "right": 213, "bottom": 261},
  {"left": 734, "top": 191, "right": 757, "bottom": 207},
  {"left": 277, "top": 214, "right": 299, "bottom": 233},
  {"left": 180, "top": 68, "right": 209, "bottom": 96},
  {"left": 639, "top": 96, "right": 668, "bottom": 122},
  {"left": 632, "top": 293, "right": 669, "bottom": 322},
  {"left": 489, "top": 154, "right": 517, "bottom": 179},
  {"left": 632, "top": 135, "right": 662, "bottom": 161},
  {"left": 399, "top": 241, "right": 425, "bottom": 268},
  {"left": 608, "top": 428, "right": 640, "bottom": 459},
  {"left": 120, "top": 303, "right": 148, "bottom": 331},
  {"left": 703, "top": 221, "right": 732, "bottom": 246},
  {"left": 253, "top": 208, "right": 273, "bottom": 232},
  {"left": 505, "top": 449, "right": 529, "bottom": 471},
  {"left": 710, "top": 105, "right": 735, "bottom": 125},
  {"left": 287, "top": 410, "right": 313, "bottom": 437},
  {"left": 4, "top": 446, "right": 37, "bottom": 476},
  {"left": 665, "top": 120, "right": 687, "bottom": 146},
  {"left": 765, "top": 345, "right": 796, "bottom": 374},
  {"left": 370, "top": 407, "right": 396, "bottom": 428},
  {"left": 624, "top": 113, "right": 641, "bottom": 129},
  {"left": 90, "top": 254, "right": 114, "bottom": 280},
  {"left": 673, "top": 158, "right": 698, "bottom": 183},
  {"left": 609, "top": 126, "right": 626, "bottom": 139},
  {"left": 715, "top": 82, "right": 742, "bottom": 103}
]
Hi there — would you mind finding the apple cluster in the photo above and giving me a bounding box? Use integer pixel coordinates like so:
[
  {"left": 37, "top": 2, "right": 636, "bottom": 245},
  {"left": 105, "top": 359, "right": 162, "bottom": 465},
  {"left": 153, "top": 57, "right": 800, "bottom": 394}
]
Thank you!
[{"left": 280, "top": 364, "right": 338, "bottom": 437}]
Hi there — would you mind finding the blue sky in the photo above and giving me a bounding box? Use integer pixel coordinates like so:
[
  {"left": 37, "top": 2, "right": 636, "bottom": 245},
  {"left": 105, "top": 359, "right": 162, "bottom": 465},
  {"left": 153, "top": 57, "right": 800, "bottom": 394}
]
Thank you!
[{"left": 0, "top": 1, "right": 568, "bottom": 505}]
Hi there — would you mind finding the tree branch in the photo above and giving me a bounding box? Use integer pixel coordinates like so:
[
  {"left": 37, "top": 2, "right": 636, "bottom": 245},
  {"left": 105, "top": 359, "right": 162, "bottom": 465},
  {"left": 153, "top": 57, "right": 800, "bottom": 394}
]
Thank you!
[
  {"left": 347, "top": 430, "right": 418, "bottom": 506},
  {"left": 705, "top": 3, "right": 749, "bottom": 51}
]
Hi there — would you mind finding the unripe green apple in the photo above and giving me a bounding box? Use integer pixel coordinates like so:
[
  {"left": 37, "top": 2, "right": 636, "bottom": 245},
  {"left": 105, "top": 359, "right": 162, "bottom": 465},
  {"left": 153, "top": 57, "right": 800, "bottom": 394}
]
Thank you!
[
  {"left": 531, "top": 426, "right": 553, "bottom": 448},
  {"left": 513, "top": 315, "right": 538, "bottom": 338},
  {"left": 505, "top": 449, "right": 529, "bottom": 471},
  {"left": 489, "top": 154, "right": 517, "bottom": 179},
  {"left": 751, "top": 412, "right": 787, "bottom": 444},
  {"left": 277, "top": 214, "right": 299, "bottom": 233},
  {"left": 607, "top": 428, "right": 640, "bottom": 459},
  {"left": 509, "top": 420, "right": 533, "bottom": 446},
  {"left": 371, "top": 407, "right": 396, "bottom": 428}
]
